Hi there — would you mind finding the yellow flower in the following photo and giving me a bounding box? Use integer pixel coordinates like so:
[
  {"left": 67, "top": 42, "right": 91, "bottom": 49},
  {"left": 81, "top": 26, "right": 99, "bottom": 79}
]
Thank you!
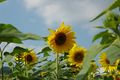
[
  {"left": 15, "top": 53, "right": 24, "bottom": 61},
  {"left": 90, "top": 60, "right": 97, "bottom": 70},
  {"left": 68, "top": 44, "right": 86, "bottom": 67},
  {"left": 48, "top": 22, "right": 76, "bottom": 53},
  {"left": 99, "top": 53, "right": 116, "bottom": 72},
  {"left": 99, "top": 53, "right": 110, "bottom": 67},
  {"left": 23, "top": 50, "right": 37, "bottom": 65}
]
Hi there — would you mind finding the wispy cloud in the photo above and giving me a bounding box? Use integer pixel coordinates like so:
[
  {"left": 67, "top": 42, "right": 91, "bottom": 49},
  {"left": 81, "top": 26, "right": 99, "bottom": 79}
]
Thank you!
[{"left": 23, "top": 0, "right": 112, "bottom": 26}]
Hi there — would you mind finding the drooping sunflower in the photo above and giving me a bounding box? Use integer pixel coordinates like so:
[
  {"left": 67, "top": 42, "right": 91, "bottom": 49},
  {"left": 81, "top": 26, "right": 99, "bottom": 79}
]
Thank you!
[
  {"left": 48, "top": 22, "right": 76, "bottom": 53},
  {"left": 68, "top": 44, "right": 86, "bottom": 67},
  {"left": 99, "top": 53, "right": 116, "bottom": 72},
  {"left": 23, "top": 50, "right": 37, "bottom": 65}
]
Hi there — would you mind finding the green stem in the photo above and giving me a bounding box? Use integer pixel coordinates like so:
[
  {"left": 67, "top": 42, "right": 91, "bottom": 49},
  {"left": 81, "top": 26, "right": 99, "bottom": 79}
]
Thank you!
[
  {"left": 0, "top": 43, "right": 9, "bottom": 80},
  {"left": 56, "top": 53, "right": 59, "bottom": 80},
  {"left": 25, "top": 53, "right": 27, "bottom": 77}
]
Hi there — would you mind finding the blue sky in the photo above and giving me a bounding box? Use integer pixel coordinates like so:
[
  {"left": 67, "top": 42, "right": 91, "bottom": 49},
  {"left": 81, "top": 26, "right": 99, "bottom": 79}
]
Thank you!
[{"left": 0, "top": 0, "right": 112, "bottom": 51}]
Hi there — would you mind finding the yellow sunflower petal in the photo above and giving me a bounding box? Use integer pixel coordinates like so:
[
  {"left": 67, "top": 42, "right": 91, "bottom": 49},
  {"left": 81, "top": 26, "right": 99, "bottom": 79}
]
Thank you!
[
  {"left": 68, "top": 44, "right": 86, "bottom": 67},
  {"left": 48, "top": 22, "right": 76, "bottom": 53},
  {"left": 99, "top": 53, "right": 110, "bottom": 67},
  {"left": 23, "top": 50, "right": 37, "bottom": 65}
]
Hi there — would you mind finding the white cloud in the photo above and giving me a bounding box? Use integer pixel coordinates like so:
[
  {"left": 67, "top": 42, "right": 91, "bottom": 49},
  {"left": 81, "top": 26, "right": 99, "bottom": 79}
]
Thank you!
[
  {"left": 23, "top": 0, "right": 112, "bottom": 27},
  {"left": 24, "top": 0, "right": 105, "bottom": 25}
]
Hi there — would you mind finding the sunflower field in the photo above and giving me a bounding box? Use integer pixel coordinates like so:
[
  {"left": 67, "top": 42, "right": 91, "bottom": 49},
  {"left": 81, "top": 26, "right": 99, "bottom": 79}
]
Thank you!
[{"left": 0, "top": 0, "right": 120, "bottom": 80}]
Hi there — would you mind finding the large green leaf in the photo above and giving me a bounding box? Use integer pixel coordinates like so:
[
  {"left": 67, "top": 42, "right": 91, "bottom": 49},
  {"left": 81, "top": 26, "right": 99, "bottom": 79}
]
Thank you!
[
  {"left": 0, "top": 0, "right": 6, "bottom": 3},
  {"left": 19, "top": 33, "right": 41, "bottom": 40},
  {"left": 0, "top": 37, "right": 22, "bottom": 43},
  {"left": 91, "top": 0, "right": 120, "bottom": 21},
  {"left": 92, "top": 30, "right": 108, "bottom": 42},
  {"left": 0, "top": 23, "right": 41, "bottom": 43},
  {"left": 0, "top": 24, "right": 22, "bottom": 43},
  {"left": 100, "top": 32, "right": 116, "bottom": 46},
  {"left": 76, "top": 44, "right": 105, "bottom": 80},
  {"left": 105, "top": 37, "right": 120, "bottom": 64}
]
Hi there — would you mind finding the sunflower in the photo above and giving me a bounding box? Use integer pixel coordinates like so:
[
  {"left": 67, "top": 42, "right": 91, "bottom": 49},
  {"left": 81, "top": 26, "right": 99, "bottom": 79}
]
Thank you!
[
  {"left": 15, "top": 53, "right": 24, "bottom": 61},
  {"left": 68, "top": 44, "right": 86, "bottom": 67},
  {"left": 48, "top": 22, "right": 76, "bottom": 53},
  {"left": 23, "top": 50, "right": 37, "bottom": 65},
  {"left": 91, "top": 60, "right": 97, "bottom": 70},
  {"left": 99, "top": 53, "right": 116, "bottom": 72}
]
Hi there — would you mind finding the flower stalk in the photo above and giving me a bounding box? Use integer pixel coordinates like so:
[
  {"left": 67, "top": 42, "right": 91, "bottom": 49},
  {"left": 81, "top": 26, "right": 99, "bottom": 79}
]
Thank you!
[
  {"left": 0, "top": 43, "right": 9, "bottom": 80},
  {"left": 56, "top": 53, "right": 59, "bottom": 80}
]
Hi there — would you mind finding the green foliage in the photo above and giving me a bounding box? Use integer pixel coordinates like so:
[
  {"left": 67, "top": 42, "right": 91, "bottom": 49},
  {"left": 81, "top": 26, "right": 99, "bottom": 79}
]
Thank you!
[
  {"left": 105, "top": 37, "right": 120, "bottom": 64},
  {"left": 91, "top": 0, "right": 120, "bottom": 21},
  {"left": 10, "top": 46, "right": 28, "bottom": 56},
  {"left": 76, "top": 44, "right": 105, "bottom": 80},
  {"left": 38, "top": 46, "right": 52, "bottom": 57},
  {"left": 0, "top": 24, "right": 41, "bottom": 43},
  {"left": 0, "top": 61, "right": 2, "bottom": 69},
  {"left": 3, "top": 55, "right": 13, "bottom": 62},
  {"left": 0, "top": 0, "right": 6, "bottom": 3},
  {"left": 93, "top": 13, "right": 120, "bottom": 47},
  {"left": 92, "top": 30, "right": 108, "bottom": 42}
]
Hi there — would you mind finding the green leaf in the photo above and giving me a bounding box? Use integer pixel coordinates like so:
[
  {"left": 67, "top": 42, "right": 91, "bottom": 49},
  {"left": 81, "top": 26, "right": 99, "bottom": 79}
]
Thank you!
[
  {"left": 95, "top": 26, "right": 105, "bottom": 29},
  {"left": 17, "top": 76, "right": 29, "bottom": 80},
  {"left": 0, "top": 62, "right": 2, "bottom": 69},
  {"left": 44, "top": 52, "right": 49, "bottom": 57},
  {"left": 3, "top": 55, "right": 13, "bottom": 62},
  {"left": 0, "top": 37, "right": 22, "bottom": 43},
  {"left": 48, "top": 28, "right": 55, "bottom": 33},
  {"left": 105, "top": 37, "right": 120, "bottom": 64},
  {"left": 0, "top": 0, "right": 6, "bottom": 3},
  {"left": 38, "top": 57, "right": 47, "bottom": 63},
  {"left": 0, "top": 23, "right": 41, "bottom": 43},
  {"left": 92, "top": 30, "right": 108, "bottom": 42},
  {"left": 19, "top": 33, "right": 41, "bottom": 40},
  {"left": 40, "top": 61, "right": 56, "bottom": 71},
  {"left": 41, "top": 37, "right": 48, "bottom": 41},
  {"left": 100, "top": 33, "right": 116, "bottom": 45},
  {"left": 38, "top": 46, "right": 51, "bottom": 57},
  {"left": 91, "top": 0, "right": 120, "bottom": 21},
  {"left": 0, "top": 24, "right": 22, "bottom": 43},
  {"left": 8, "top": 62, "right": 13, "bottom": 66},
  {"left": 76, "top": 44, "right": 105, "bottom": 80},
  {"left": 11, "top": 46, "right": 28, "bottom": 56},
  {"left": 0, "top": 24, "right": 21, "bottom": 33},
  {"left": 4, "top": 52, "right": 10, "bottom": 56}
]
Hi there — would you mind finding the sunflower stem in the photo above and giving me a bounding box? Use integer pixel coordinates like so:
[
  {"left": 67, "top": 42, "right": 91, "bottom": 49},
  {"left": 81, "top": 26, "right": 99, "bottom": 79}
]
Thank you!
[
  {"left": 56, "top": 53, "right": 59, "bottom": 80},
  {"left": 0, "top": 43, "right": 9, "bottom": 80},
  {"left": 25, "top": 55, "right": 28, "bottom": 77}
]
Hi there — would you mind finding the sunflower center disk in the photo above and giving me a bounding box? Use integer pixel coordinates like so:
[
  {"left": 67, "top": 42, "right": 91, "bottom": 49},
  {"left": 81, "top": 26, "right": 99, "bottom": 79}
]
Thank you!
[
  {"left": 55, "top": 33, "right": 67, "bottom": 45},
  {"left": 74, "top": 52, "right": 84, "bottom": 62},
  {"left": 26, "top": 55, "right": 33, "bottom": 62},
  {"left": 106, "top": 59, "right": 110, "bottom": 64}
]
